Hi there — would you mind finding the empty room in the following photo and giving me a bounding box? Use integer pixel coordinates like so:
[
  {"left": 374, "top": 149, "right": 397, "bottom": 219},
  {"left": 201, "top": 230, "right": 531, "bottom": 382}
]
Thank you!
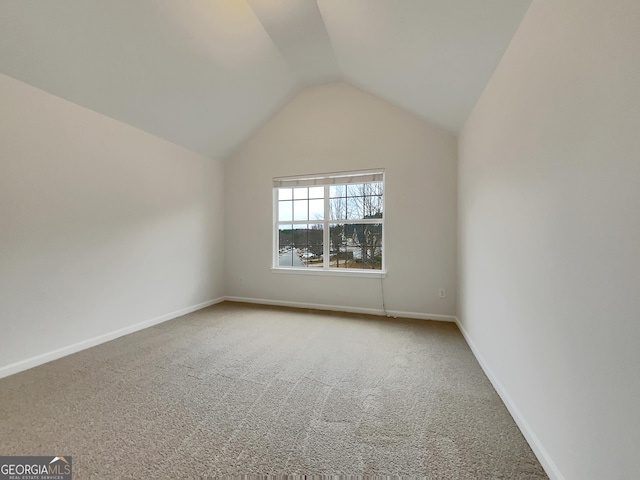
[{"left": 1, "top": 1, "right": 638, "bottom": 479}]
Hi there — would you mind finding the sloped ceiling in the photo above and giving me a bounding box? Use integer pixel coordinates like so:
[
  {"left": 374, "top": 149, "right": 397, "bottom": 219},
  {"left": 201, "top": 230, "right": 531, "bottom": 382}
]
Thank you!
[{"left": 0, "top": 0, "right": 531, "bottom": 159}]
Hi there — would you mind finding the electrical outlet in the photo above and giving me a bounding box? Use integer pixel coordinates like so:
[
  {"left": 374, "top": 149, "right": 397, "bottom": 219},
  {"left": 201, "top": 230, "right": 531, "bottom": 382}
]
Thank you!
[
  {"left": 438, "top": 288, "right": 446, "bottom": 298},
  {"left": 239, "top": 277, "right": 245, "bottom": 285}
]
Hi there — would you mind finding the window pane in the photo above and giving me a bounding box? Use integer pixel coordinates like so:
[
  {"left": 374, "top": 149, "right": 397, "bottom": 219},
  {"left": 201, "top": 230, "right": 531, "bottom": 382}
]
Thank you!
[
  {"left": 329, "top": 223, "right": 382, "bottom": 270},
  {"left": 365, "top": 182, "right": 383, "bottom": 196},
  {"left": 329, "top": 224, "right": 348, "bottom": 268},
  {"left": 294, "top": 187, "right": 308, "bottom": 200},
  {"left": 363, "top": 195, "right": 383, "bottom": 218},
  {"left": 279, "top": 225, "right": 293, "bottom": 248},
  {"left": 307, "top": 226, "right": 324, "bottom": 250},
  {"left": 278, "top": 201, "right": 292, "bottom": 221},
  {"left": 309, "top": 198, "right": 324, "bottom": 220},
  {"left": 330, "top": 185, "right": 346, "bottom": 198},
  {"left": 278, "top": 188, "right": 293, "bottom": 201},
  {"left": 360, "top": 223, "right": 383, "bottom": 269},
  {"left": 329, "top": 197, "right": 346, "bottom": 220},
  {"left": 303, "top": 226, "right": 324, "bottom": 268},
  {"left": 309, "top": 186, "right": 324, "bottom": 199},
  {"left": 293, "top": 199, "right": 308, "bottom": 221},
  {"left": 278, "top": 225, "right": 295, "bottom": 267},
  {"left": 292, "top": 225, "right": 307, "bottom": 248},
  {"left": 346, "top": 196, "right": 363, "bottom": 220},
  {"left": 347, "top": 183, "right": 365, "bottom": 198}
]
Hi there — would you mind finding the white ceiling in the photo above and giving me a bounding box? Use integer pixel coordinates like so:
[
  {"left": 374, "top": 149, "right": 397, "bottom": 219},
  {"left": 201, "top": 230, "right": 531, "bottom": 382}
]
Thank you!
[{"left": 0, "top": 0, "right": 531, "bottom": 159}]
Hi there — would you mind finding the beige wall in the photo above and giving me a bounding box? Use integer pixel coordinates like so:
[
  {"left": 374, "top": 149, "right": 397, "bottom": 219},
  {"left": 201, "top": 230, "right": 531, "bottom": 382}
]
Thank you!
[
  {"left": 458, "top": 1, "right": 640, "bottom": 479},
  {"left": 0, "top": 73, "right": 225, "bottom": 375},
  {"left": 225, "top": 83, "right": 457, "bottom": 318}
]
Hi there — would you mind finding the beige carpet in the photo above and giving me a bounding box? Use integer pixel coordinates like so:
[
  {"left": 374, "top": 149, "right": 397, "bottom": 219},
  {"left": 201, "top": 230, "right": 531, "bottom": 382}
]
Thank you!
[{"left": 0, "top": 302, "right": 547, "bottom": 478}]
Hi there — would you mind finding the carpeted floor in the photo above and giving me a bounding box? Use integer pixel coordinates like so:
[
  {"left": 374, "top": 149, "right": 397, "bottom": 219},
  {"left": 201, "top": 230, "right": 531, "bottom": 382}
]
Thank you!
[{"left": 0, "top": 302, "right": 547, "bottom": 478}]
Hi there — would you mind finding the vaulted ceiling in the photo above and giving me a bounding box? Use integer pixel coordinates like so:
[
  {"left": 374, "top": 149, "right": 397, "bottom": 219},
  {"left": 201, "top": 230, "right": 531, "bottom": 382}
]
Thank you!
[{"left": 0, "top": 0, "right": 531, "bottom": 159}]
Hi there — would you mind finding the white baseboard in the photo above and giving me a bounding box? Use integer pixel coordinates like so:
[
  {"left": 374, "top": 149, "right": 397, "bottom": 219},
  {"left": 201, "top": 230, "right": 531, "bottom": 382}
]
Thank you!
[
  {"left": 454, "top": 316, "right": 564, "bottom": 480},
  {"left": 385, "top": 308, "right": 456, "bottom": 323},
  {"left": 224, "top": 295, "right": 457, "bottom": 322},
  {"left": 0, "top": 297, "right": 225, "bottom": 380}
]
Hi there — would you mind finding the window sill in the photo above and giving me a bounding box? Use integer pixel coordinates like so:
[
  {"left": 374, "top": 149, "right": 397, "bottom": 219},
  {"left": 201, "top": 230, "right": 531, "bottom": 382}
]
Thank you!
[{"left": 270, "top": 267, "right": 387, "bottom": 279}]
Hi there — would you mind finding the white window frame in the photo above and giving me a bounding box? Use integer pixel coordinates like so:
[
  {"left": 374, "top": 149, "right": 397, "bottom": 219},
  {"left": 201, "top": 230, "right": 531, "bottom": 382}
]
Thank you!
[{"left": 271, "top": 169, "right": 386, "bottom": 278}]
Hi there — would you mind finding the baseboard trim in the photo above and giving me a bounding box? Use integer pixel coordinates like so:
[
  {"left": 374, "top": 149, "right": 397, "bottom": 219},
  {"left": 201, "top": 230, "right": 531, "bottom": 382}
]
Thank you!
[
  {"left": 454, "top": 316, "right": 564, "bottom": 480},
  {"left": 224, "top": 296, "right": 457, "bottom": 322},
  {"left": 0, "top": 297, "right": 225, "bottom": 380}
]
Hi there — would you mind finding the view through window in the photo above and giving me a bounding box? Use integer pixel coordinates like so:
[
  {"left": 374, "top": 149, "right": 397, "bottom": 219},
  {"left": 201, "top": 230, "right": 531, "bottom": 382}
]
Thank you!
[{"left": 274, "top": 170, "right": 384, "bottom": 272}]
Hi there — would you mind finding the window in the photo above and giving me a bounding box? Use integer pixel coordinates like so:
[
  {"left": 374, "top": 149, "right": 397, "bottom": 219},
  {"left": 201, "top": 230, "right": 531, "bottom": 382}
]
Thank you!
[{"left": 273, "top": 169, "right": 384, "bottom": 275}]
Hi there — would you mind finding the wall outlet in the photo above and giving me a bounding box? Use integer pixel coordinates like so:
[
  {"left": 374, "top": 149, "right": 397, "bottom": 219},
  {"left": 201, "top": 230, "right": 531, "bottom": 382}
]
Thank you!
[
  {"left": 438, "top": 288, "right": 446, "bottom": 298},
  {"left": 239, "top": 277, "right": 245, "bottom": 285}
]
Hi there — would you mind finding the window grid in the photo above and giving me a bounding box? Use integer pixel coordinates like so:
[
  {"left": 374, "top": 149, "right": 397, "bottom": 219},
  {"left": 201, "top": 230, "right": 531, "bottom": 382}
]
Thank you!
[{"left": 274, "top": 175, "right": 384, "bottom": 272}]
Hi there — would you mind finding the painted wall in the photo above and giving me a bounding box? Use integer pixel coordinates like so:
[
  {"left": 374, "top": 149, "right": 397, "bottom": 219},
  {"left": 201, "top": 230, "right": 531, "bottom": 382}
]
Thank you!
[
  {"left": 0, "top": 73, "right": 225, "bottom": 375},
  {"left": 225, "top": 82, "right": 457, "bottom": 318},
  {"left": 458, "top": 1, "right": 640, "bottom": 479}
]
